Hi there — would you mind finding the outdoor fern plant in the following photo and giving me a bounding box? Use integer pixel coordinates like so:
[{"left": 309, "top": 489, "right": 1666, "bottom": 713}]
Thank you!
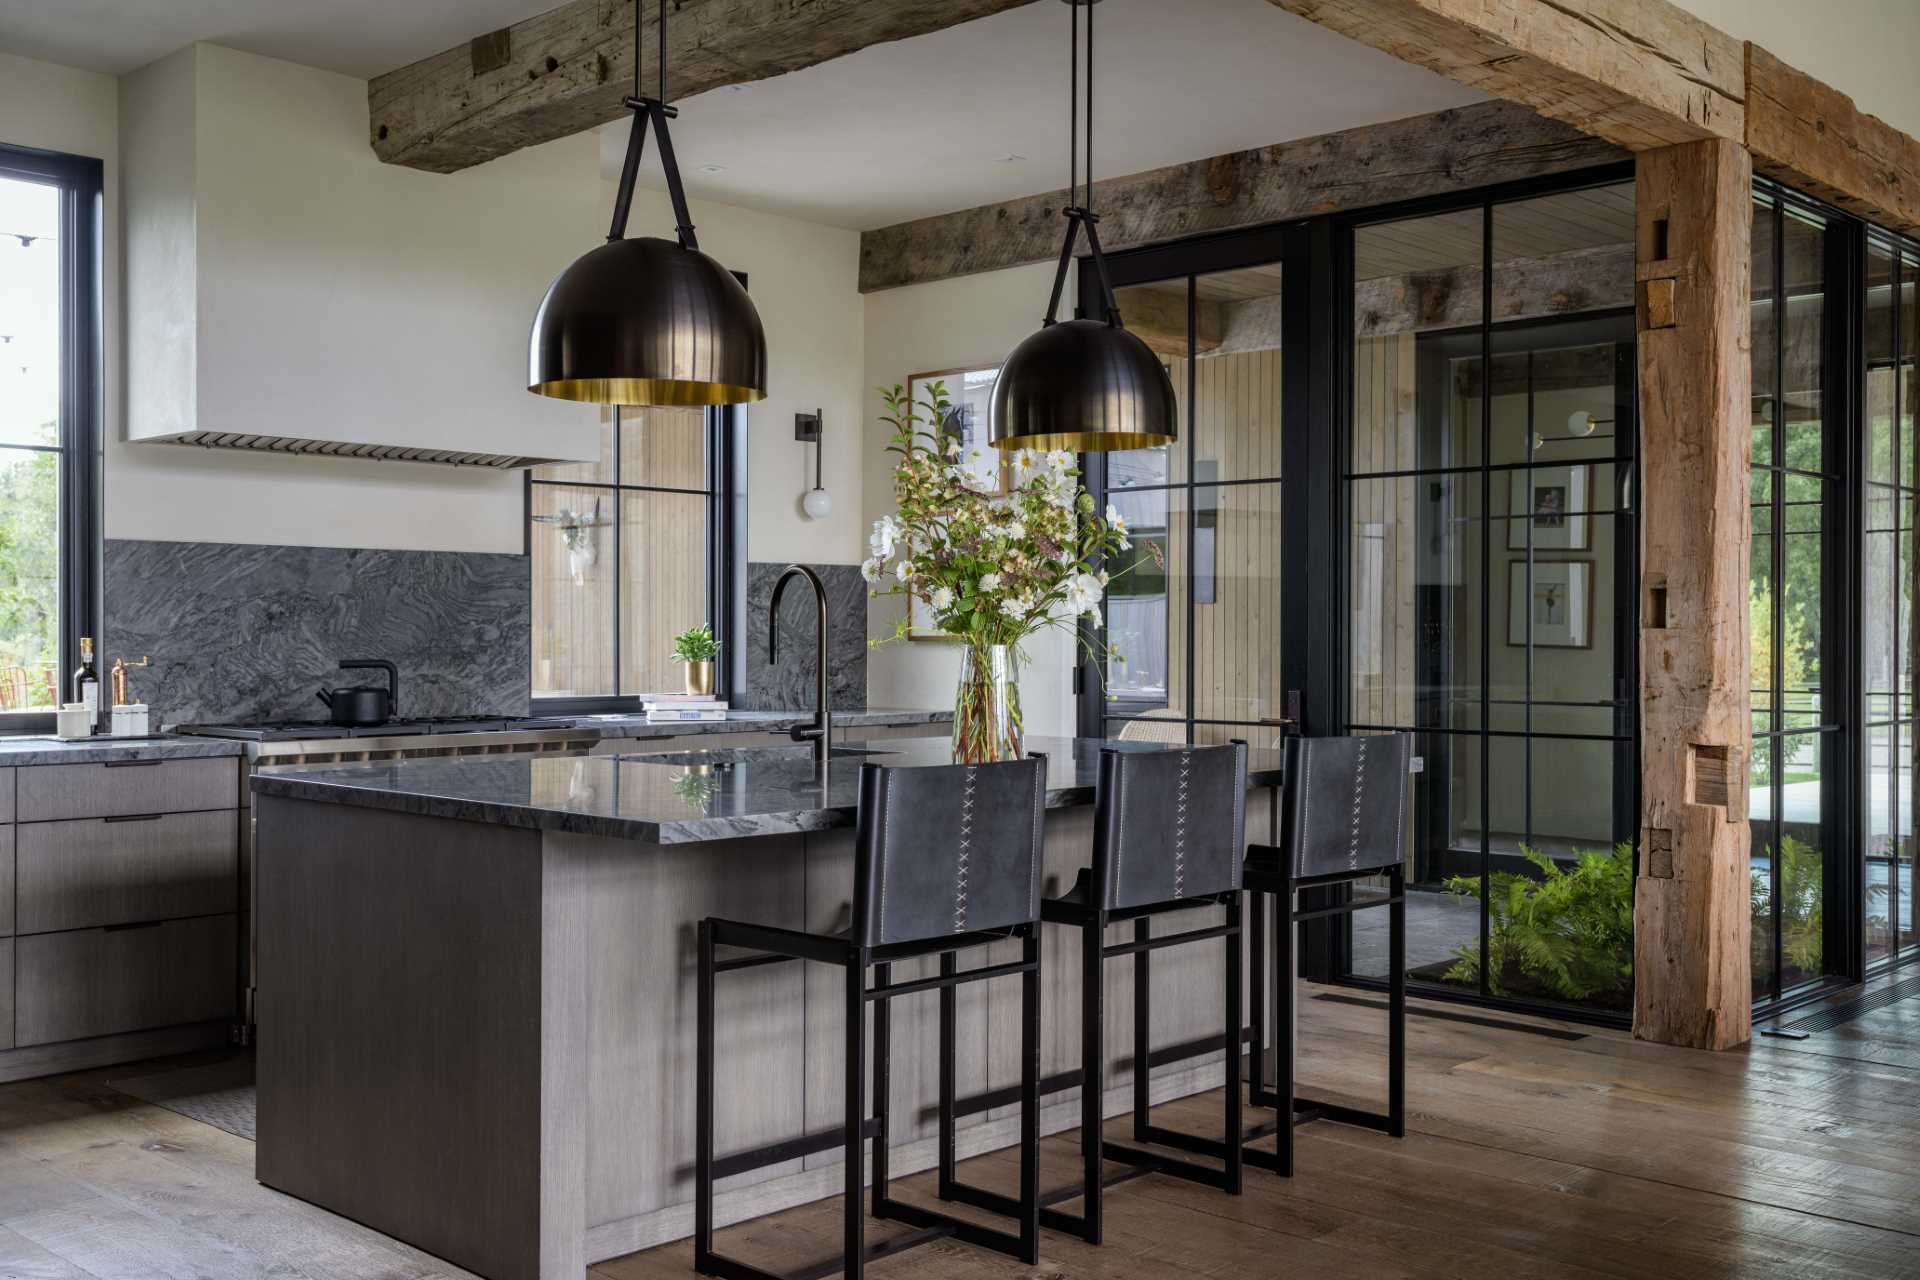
[{"left": 1442, "top": 843, "right": 1634, "bottom": 1003}]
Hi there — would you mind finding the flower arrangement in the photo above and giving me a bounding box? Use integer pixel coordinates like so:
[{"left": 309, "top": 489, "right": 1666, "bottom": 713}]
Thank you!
[{"left": 865, "top": 380, "right": 1148, "bottom": 760}]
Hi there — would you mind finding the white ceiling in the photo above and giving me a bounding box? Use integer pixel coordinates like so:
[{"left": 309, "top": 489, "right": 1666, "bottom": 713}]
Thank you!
[
  {"left": 0, "top": 0, "right": 559, "bottom": 77},
  {"left": 601, "top": 0, "right": 1484, "bottom": 230}
]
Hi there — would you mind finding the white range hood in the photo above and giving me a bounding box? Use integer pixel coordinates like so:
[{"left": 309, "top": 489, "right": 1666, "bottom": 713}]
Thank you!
[{"left": 120, "top": 44, "right": 601, "bottom": 471}]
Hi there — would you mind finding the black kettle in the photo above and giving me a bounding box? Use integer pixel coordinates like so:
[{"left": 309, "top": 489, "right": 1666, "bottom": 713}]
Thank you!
[{"left": 316, "top": 659, "right": 398, "bottom": 727}]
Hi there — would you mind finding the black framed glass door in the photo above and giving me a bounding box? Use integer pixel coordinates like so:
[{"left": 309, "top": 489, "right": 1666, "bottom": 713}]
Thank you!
[{"left": 1077, "top": 231, "right": 1294, "bottom": 749}]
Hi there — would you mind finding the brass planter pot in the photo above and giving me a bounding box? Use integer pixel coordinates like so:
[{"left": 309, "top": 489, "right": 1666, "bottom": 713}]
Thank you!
[{"left": 684, "top": 660, "right": 715, "bottom": 697}]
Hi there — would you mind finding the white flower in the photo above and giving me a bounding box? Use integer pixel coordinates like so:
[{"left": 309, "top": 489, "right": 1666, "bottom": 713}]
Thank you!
[
  {"left": 1006, "top": 592, "right": 1033, "bottom": 617},
  {"left": 1064, "top": 571, "right": 1103, "bottom": 614},
  {"left": 1105, "top": 503, "right": 1129, "bottom": 537},
  {"left": 929, "top": 585, "right": 955, "bottom": 612},
  {"left": 860, "top": 557, "right": 884, "bottom": 584},
  {"left": 869, "top": 516, "right": 898, "bottom": 559},
  {"left": 945, "top": 438, "right": 961, "bottom": 459},
  {"left": 1097, "top": 569, "right": 1110, "bottom": 587},
  {"left": 1046, "top": 449, "right": 1073, "bottom": 474},
  {"left": 979, "top": 572, "right": 1002, "bottom": 592},
  {"left": 1003, "top": 520, "right": 1026, "bottom": 541},
  {"left": 897, "top": 560, "right": 916, "bottom": 583},
  {"left": 1011, "top": 447, "right": 1037, "bottom": 477}
]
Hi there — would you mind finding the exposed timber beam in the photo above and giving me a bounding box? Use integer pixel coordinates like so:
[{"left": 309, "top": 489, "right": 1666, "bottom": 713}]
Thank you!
[
  {"left": 1745, "top": 43, "right": 1920, "bottom": 237},
  {"left": 858, "top": 100, "right": 1624, "bottom": 293},
  {"left": 1267, "top": 0, "right": 1744, "bottom": 151},
  {"left": 1272, "top": 0, "right": 1920, "bottom": 238},
  {"left": 1634, "top": 137, "right": 1753, "bottom": 1052},
  {"left": 369, "top": 0, "right": 1043, "bottom": 173}
]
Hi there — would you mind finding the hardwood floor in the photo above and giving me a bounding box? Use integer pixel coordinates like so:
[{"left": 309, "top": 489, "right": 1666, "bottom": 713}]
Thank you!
[{"left": 4, "top": 982, "right": 1920, "bottom": 1278}]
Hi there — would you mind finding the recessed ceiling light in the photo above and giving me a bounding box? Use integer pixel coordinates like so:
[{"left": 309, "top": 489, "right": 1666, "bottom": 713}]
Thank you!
[
  {"left": 995, "top": 154, "right": 1028, "bottom": 164},
  {"left": 698, "top": 164, "right": 728, "bottom": 174}
]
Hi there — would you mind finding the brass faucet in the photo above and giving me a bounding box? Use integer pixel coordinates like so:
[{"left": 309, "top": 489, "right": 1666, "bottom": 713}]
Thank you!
[{"left": 110, "top": 656, "right": 150, "bottom": 707}]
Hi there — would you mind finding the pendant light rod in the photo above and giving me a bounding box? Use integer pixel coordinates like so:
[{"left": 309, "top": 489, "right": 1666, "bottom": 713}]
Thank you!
[{"left": 606, "top": 0, "right": 698, "bottom": 249}]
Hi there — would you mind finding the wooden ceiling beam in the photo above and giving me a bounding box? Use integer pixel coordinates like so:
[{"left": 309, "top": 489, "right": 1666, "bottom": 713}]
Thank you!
[
  {"left": 369, "top": 0, "right": 1043, "bottom": 174},
  {"left": 1266, "top": 0, "right": 1745, "bottom": 152},
  {"left": 1745, "top": 43, "right": 1920, "bottom": 237},
  {"left": 858, "top": 100, "right": 1623, "bottom": 293}
]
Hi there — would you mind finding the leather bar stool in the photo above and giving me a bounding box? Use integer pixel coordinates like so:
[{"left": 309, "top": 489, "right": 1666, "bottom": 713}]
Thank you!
[
  {"left": 1243, "top": 732, "right": 1414, "bottom": 1177},
  {"left": 695, "top": 755, "right": 1047, "bottom": 1280},
  {"left": 938, "top": 741, "right": 1249, "bottom": 1246}
]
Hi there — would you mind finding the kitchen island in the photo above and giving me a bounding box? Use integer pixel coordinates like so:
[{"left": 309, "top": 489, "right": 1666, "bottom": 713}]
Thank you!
[{"left": 252, "top": 736, "right": 1282, "bottom": 1280}]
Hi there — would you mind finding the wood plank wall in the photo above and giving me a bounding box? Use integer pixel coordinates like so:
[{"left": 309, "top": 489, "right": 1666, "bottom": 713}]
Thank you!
[
  {"left": 1155, "top": 347, "right": 1285, "bottom": 740},
  {"left": 1349, "top": 333, "right": 1422, "bottom": 737}
]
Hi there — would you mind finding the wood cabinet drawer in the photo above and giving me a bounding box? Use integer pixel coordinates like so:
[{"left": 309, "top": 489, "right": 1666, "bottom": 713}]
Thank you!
[
  {"left": 14, "top": 914, "right": 236, "bottom": 1047},
  {"left": 16, "top": 810, "right": 238, "bottom": 934},
  {"left": 16, "top": 757, "right": 238, "bottom": 822},
  {"left": 0, "top": 825, "right": 13, "bottom": 938}
]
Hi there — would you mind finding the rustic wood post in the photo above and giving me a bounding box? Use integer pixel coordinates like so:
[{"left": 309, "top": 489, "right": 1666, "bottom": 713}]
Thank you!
[{"left": 1633, "top": 138, "right": 1753, "bottom": 1050}]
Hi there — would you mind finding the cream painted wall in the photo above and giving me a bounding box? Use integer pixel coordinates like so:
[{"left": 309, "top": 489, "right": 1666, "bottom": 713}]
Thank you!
[
  {"left": 1672, "top": 0, "right": 1920, "bottom": 142},
  {"left": 0, "top": 37, "right": 867, "bottom": 562},
  {"left": 861, "top": 261, "right": 1081, "bottom": 730}
]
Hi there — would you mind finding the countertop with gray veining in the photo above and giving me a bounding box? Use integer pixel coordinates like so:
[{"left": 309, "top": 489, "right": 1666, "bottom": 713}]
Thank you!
[
  {"left": 579, "top": 707, "right": 951, "bottom": 740},
  {"left": 0, "top": 735, "right": 246, "bottom": 766},
  {"left": 251, "top": 735, "right": 1283, "bottom": 845}
]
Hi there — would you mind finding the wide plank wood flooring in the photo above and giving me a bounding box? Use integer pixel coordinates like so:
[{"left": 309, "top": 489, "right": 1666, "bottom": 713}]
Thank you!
[{"left": 5, "top": 982, "right": 1920, "bottom": 1278}]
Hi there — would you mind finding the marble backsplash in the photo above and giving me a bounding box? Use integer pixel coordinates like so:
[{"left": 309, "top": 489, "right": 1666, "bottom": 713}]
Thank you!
[
  {"left": 103, "top": 539, "right": 531, "bottom": 727},
  {"left": 743, "top": 562, "right": 867, "bottom": 713}
]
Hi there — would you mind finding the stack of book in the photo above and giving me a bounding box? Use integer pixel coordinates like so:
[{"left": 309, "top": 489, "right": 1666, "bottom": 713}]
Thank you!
[{"left": 643, "top": 694, "right": 729, "bottom": 723}]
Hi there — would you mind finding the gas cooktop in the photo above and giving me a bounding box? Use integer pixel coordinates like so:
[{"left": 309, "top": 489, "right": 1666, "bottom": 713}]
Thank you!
[{"left": 175, "top": 715, "right": 578, "bottom": 743}]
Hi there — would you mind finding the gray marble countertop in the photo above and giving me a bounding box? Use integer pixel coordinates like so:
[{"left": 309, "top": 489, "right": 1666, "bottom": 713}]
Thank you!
[
  {"left": 0, "top": 735, "right": 246, "bottom": 767},
  {"left": 252, "top": 735, "right": 1283, "bottom": 845},
  {"left": 579, "top": 707, "right": 951, "bottom": 740}
]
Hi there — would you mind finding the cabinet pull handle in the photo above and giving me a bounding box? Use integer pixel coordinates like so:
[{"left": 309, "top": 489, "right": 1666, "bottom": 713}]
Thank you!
[
  {"left": 103, "top": 920, "right": 164, "bottom": 933},
  {"left": 103, "top": 759, "right": 164, "bottom": 768},
  {"left": 104, "top": 813, "right": 164, "bottom": 824}
]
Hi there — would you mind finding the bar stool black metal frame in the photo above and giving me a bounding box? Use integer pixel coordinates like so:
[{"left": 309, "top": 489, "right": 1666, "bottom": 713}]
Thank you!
[
  {"left": 694, "top": 756, "right": 1047, "bottom": 1280},
  {"left": 1241, "top": 732, "right": 1412, "bottom": 1177},
  {"left": 939, "top": 742, "right": 1249, "bottom": 1246}
]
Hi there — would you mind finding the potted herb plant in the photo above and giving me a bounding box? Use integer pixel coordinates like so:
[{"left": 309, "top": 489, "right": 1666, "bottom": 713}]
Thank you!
[
  {"left": 672, "top": 623, "right": 720, "bottom": 696},
  {"left": 865, "top": 380, "right": 1145, "bottom": 763}
]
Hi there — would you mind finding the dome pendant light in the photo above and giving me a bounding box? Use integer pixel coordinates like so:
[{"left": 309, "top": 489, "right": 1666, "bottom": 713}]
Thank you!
[
  {"left": 990, "top": 0, "right": 1176, "bottom": 454},
  {"left": 528, "top": 0, "right": 767, "bottom": 407}
]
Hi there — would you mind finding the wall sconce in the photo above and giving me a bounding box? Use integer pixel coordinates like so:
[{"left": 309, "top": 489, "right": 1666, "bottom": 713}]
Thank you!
[
  {"left": 796, "top": 409, "right": 831, "bottom": 519},
  {"left": 1565, "top": 410, "right": 1614, "bottom": 437}
]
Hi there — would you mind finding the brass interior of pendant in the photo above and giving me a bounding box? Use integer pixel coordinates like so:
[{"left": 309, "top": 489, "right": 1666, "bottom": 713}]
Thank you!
[
  {"left": 993, "top": 430, "right": 1173, "bottom": 453},
  {"left": 529, "top": 377, "right": 766, "bottom": 407}
]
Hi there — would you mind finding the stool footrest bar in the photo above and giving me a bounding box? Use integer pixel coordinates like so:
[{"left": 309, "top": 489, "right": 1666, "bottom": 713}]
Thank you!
[
  {"left": 710, "top": 1119, "right": 881, "bottom": 1181},
  {"left": 873, "top": 1197, "right": 1031, "bottom": 1258}
]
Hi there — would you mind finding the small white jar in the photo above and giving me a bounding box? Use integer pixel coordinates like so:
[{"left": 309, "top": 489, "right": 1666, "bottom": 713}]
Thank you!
[
  {"left": 55, "top": 702, "right": 92, "bottom": 739},
  {"left": 111, "top": 704, "right": 151, "bottom": 738}
]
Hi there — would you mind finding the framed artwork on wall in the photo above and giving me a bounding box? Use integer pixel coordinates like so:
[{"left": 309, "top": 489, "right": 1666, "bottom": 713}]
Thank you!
[
  {"left": 1507, "top": 464, "right": 1589, "bottom": 551},
  {"left": 1506, "top": 559, "right": 1593, "bottom": 649},
  {"left": 903, "top": 365, "right": 1002, "bottom": 639}
]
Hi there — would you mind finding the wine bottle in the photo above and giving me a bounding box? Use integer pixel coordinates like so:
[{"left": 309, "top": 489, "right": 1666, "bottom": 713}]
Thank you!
[{"left": 74, "top": 635, "right": 100, "bottom": 729}]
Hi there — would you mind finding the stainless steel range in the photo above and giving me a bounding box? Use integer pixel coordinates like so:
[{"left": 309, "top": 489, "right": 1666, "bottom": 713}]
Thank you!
[
  {"left": 174, "top": 714, "right": 604, "bottom": 762},
  {"left": 174, "top": 715, "right": 606, "bottom": 1040}
]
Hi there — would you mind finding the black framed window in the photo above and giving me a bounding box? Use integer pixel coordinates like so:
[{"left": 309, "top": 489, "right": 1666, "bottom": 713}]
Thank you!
[
  {"left": 1862, "top": 228, "right": 1919, "bottom": 968},
  {"left": 0, "top": 142, "right": 101, "bottom": 730},
  {"left": 527, "top": 404, "right": 744, "bottom": 711},
  {"left": 1340, "top": 177, "right": 1640, "bottom": 1021},
  {"left": 1749, "top": 184, "right": 1854, "bottom": 1007},
  {"left": 1075, "top": 227, "right": 1293, "bottom": 748}
]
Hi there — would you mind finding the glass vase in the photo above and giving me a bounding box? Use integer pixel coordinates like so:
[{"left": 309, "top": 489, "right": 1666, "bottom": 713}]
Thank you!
[{"left": 952, "top": 644, "right": 1024, "bottom": 764}]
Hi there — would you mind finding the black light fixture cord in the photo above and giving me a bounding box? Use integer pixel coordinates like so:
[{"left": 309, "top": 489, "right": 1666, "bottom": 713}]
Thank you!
[
  {"left": 1044, "top": 0, "right": 1121, "bottom": 328},
  {"left": 608, "top": 0, "right": 699, "bottom": 249}
]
